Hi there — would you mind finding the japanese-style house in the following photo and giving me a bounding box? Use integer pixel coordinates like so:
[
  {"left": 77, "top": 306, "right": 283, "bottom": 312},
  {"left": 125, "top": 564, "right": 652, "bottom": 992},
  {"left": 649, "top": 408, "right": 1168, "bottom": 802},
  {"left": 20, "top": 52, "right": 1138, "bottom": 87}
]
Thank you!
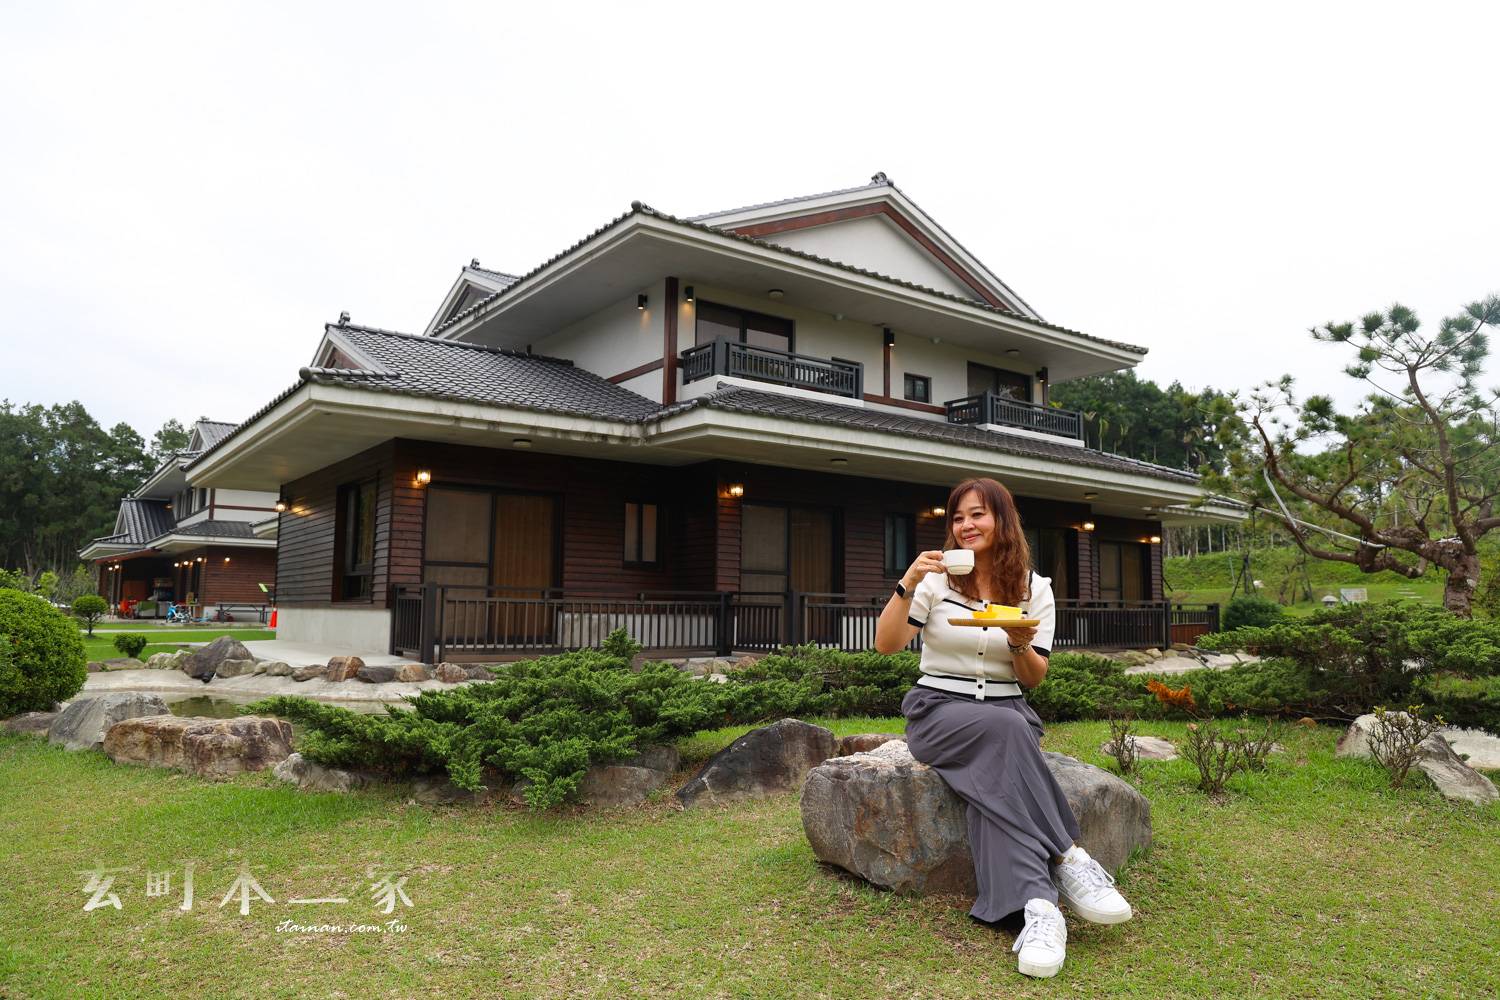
[
  {"left": 186, "top": 174, "right": 1241, "bottom": 660},
  {"left": 80, "top": 420, "right": 279, "bottom": 620}
]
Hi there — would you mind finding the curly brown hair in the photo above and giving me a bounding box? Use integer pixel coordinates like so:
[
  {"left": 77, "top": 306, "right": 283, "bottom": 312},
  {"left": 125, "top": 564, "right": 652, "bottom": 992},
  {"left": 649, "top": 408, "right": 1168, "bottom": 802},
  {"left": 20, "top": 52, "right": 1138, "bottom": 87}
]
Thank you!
[{"left": 942, "top": 477, "right": 1033, "bottom": 605}]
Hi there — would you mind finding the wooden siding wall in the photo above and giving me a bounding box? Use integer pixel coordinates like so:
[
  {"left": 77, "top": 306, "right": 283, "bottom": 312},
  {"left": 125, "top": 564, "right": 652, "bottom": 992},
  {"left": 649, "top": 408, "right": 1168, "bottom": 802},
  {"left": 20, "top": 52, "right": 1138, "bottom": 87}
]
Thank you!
[
  {"left": 388, "top": 440, "right": 712, "bottom": 597},
  {"left": 277, "top": 441, "right": 398, "bottom": 608},
  {"left": 274, "top": 437, "right": 1170, "bottom": 606},
  {"left": 199, "top": 546, "right": 278, "bottom": 603}
]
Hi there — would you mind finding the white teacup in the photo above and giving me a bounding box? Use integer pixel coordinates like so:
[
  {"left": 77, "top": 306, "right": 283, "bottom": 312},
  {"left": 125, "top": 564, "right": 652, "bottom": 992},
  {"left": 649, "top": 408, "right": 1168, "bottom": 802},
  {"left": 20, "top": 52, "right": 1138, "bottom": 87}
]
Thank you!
[{"left": 942, "top": 548, "right": 975, "bottom": 576}]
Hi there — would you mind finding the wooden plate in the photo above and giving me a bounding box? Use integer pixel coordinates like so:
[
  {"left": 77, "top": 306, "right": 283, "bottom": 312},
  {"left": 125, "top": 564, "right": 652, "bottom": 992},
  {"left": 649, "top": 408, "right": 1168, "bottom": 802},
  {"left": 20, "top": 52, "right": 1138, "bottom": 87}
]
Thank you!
[{"left": 951, "top": 618, "right": 1040, "bottom": 628}]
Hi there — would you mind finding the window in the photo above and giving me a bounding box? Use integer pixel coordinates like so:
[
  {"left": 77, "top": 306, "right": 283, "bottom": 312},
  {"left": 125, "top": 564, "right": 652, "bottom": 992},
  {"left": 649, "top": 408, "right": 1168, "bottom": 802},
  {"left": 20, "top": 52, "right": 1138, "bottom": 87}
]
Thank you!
[
  {"left": 884, "top": 513, "right": 915, "bottom": 578},
  {"left": 967, "top": 362, "right": 1031, "bottom": 401},
  {"left": 903, "top": 373, "right": 931, "bottom": 404},
  {"left": 694, "top": 301, "right": 793, "bottom": 352},
  {"left": 1024, "top": 526, "right": 1075, "bottom": 599},
  {"left": 623, "top": 502, "right": 660, "bottom": 565},
  {"left": 336, "top": 479, "right": 377, "bottom": 600}
]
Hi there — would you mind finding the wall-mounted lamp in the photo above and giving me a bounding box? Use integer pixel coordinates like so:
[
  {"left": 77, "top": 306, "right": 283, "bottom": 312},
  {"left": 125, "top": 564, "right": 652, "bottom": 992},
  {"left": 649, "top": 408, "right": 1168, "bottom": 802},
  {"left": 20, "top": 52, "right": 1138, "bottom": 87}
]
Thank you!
[
  {"left": 637, "top": 293, "right": 648, "bottom": 311},
  {"left": 512, "top": 438, "right": 532, "bottom": 449},
  {"left": 415, "top": 469, "right": 432, "bottom": 486},
  {"left": 173, "top": 561, "right": 180, "bottom": 568},
  {"left": 197, "top": 557, "right": 205, "bottom": 563},
  {"left": 726, "top": 483, "right": 745, "bottom": 498},
  {"left": 883, "top": 327, "right": 895, "bottom": 348},
  {"left": 929, "top": 505, "right": 947, "bottom": 517},
  {"left": 1149, "top": 535, "right": 1162, "bottom": 544},
  {"left": 274, "top": 497, "right": 288, "bottom": 513},
  {"left": 683, "top": 285, "right": 694, "bottom": 303},
  {"left": 224, "top": 557, "right": 231, "bottom": 563},
  {"left": 1036, "top": 367, "right": 1049, "bottom": 383},
  {"left": 1081, "top": 520, "right": 1096, "bottom": 532}
]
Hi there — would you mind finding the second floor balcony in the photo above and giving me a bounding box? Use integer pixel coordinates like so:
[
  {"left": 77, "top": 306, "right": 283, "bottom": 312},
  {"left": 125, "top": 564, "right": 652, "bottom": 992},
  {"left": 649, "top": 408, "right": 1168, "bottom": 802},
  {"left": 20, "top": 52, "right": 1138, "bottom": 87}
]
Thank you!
[
  {"left": 680, "top": 338, "right": 863, "bottom": 399},
  {"left": 946, "top": 391, "right": 1083, "bottom": 440}
]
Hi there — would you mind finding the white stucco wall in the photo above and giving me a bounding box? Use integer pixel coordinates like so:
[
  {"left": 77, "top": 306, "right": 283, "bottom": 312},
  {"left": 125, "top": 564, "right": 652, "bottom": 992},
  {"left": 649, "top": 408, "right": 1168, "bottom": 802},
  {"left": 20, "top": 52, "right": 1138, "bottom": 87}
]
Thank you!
[
  {"left": 674, "top": 284, "right": 1040, "bottom": 415},
  {"left": 277, "top": 607, "right": 393, "bottom": 655},
  {"left": 533, "top": 280, "right": 666, "bottom": 399},
  {"left": 763, "top": 215, "right": 977, "bottom": 300},
  {"left": 212, "top": 488, "right": 279, "bottom": 522}
]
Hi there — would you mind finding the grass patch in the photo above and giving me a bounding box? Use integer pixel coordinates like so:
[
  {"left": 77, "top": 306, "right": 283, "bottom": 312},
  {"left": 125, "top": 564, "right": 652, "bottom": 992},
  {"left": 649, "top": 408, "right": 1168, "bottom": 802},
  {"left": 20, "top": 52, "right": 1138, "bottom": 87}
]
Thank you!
[
  {"left": 0, "top": 720, "right": 1495, "bottom": 999},
  {"left": 80, "top": 629, "right": 276, "bottom": 663}
]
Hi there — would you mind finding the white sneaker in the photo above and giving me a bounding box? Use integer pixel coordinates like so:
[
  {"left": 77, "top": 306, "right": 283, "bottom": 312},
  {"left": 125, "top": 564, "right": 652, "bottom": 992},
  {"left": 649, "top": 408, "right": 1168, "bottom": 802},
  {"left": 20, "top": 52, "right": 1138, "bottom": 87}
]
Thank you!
[
  {"left": 1011, "top": 898, "right": 1067, "bottom": 978},
  {"left": 1052, "top": 845, "right": 1133, "bottom": 924}
]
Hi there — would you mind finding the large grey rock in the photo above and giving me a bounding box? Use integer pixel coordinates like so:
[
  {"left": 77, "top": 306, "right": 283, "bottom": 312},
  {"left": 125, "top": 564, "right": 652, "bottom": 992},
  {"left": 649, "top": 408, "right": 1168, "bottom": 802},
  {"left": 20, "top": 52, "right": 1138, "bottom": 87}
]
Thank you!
[
  {"left": 291, "top": 664, "right": 325, "bottom": 682},
  {"left": 838, "top": 732, "right": 904, "bottom": 757},
  {"left": 433, "top": 663, "right": 468, "bottom": 683},
  {"left": 801, "top": 740, "right": 1152, "bottom": 896},
  {"left": 625, "top": 744, "right": 681, "bottom": 774},
  {"left": 212, "top": 657, "right": 259, "bottom": 679},
  {"left": 3, "top": 711, "right": 58, "bottom": 736},
  {"left": 273, "top": 752, "right": 373, "bottom": 793},
  {"left": 576, "top": 765, "right": 669, "bottom": 808},
  {"left": 1336, "top": 713, "right": 1499, "bottom": 805},
  {"left": 1101, "top": 735, "right": 1179, "bottom": 762},
  {"left": 146, "top": 650, "right": 189, "bottom": 670},
  {"left": 47, "top": 693, "right": 170, "bottom": 751},
  {"left": 104, "top": 715, "right": 294, "bottom": 779},
  {"left": 180, "top": 636, "right": 254, "bottom": 680},
  {"left": 356, "top": 664, "right": 400, "bottom": 683},
  {"left": 676, "top": 718, "right": 838, "bottom": 809},
  {"left": 261, "top": 660, "right": 294, "bottom": 677},
  {"left": 396, "top": 662, "right": 429, "bottom": 683}
]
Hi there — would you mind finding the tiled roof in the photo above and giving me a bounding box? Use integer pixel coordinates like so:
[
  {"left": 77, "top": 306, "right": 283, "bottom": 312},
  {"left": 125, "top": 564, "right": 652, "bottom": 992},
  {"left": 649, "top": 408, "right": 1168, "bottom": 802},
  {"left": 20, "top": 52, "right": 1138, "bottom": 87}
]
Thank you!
[
  {"left": 651, "top": 385, "right": 1200, "bottom": 485},
  {"left": 469, "top": 265, "right": 520, "bottom": 286},
  {"left": 166, "top": 520, "right": 257, "bottom": 539},
  {"left": 193, "top": 420, "right": 238, "bottom": 449},
  {"left": 115, "top": 498, "right": 175, "bottom": 545},
  {"left": 688, "top": 176, "right": 892, "bottom": 221},
  {"left": 297, "top": 323, "right": 662, "bottom": 423},
  {"left": 431, "top": 203, "right": 1145, "bottom": 355}
]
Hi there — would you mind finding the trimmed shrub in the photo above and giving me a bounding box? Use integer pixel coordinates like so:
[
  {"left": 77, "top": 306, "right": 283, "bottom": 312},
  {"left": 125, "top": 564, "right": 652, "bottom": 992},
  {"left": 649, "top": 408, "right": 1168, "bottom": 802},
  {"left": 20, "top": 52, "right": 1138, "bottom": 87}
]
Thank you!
[
  {"left": 1222, "top": 594, "right": 1287, "bottom": 631},
  {"left": 113, "top": 633, "right": 149, "bottom": 659},
  {"left": 1413, "top": 674, "right": 1500, "bottom": 733},
  {"left": 722, "top": 645, "right": 921, "bottom": 718},
  {"left": 1026, "top": 653, "right": 1145, "bottom": 722},
  {"left": 71, "top": 594, "right": 108, "bottom": 637},
  {"left": 0, "top": 589, "right": 88, "bottom": 716}
]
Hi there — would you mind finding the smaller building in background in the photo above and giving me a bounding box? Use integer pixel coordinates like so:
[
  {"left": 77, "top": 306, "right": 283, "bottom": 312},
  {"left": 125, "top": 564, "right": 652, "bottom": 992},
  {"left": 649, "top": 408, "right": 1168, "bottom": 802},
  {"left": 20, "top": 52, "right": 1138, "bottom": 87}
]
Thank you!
[{"left": 79, "top": 420, "right": 279, "bottom": 621}]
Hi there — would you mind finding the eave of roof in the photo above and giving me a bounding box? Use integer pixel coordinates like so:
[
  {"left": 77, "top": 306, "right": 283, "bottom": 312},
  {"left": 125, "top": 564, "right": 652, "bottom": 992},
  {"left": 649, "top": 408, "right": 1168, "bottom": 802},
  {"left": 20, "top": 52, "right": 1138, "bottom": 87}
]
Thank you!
[{"left": 431, "top": 204, "right": 1146, "bottom": 356}]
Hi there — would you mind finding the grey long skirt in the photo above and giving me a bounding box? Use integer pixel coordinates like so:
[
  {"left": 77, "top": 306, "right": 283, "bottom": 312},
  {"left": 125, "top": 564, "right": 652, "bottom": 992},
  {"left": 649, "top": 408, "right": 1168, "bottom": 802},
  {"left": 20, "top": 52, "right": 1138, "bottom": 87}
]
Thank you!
[{"left": 900, "top": 684, "right": 1082, "bottom": 922}]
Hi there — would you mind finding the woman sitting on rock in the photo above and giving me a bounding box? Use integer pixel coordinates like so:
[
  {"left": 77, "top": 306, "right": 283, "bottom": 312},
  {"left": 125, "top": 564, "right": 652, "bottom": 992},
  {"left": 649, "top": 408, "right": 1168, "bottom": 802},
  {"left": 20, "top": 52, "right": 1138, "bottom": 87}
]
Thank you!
[{"left": 874, "top": 476, "right": 1133, "bottom": 979}]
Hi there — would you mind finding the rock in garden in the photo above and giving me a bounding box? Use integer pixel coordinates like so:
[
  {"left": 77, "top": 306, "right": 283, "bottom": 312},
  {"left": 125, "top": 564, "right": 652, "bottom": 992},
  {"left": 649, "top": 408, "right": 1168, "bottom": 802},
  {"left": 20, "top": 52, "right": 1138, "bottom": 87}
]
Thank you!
[
  {"left": 212, "top": 657, "right": 259, "bottom": 679},
  {"left": 146, "top": 651, "right": 187, "bottom": 670},
  {"left": 2, "top": 711, "right": 58, "bottom": 736},
  {"left": 86, "top": 661, "right": 104, "bottom": 673},
  {"left": 838, "top": 733, "right": 904, "bottom": 757},
  {"left": 291, "top": 664, "right": 325, "bottom": 682},
  {"left": 396, "top": 662, "right": 429, "bottom": 682},
  {"left": 625, "top": 744, "right": 681, "bottom": 774},
  {"left": 1335, "top": 713, "right": 1499, "bottom": 805},
  {"left": 434, "top": 662, "right": 468, "bottom": 683},
  {"left": 261, "top": 660, "right": 293, "bottom": 677},
  {"left": 1100, "top": 735, "right": 1179, "bottom": 762},
  {"left": 576, "top": 765, "right": 669, "bottom": 808},
  {"left": 325, "top": 656, "right": 364, "bottom": 681},
  {"left": 104, "top": 715, "right": 294, "bottom": 779},
  {"left": 273, "top": 752, "right": 372, "bottom": 793},
  {"left": 464, "top": 665, "right": 495, "bottom": 681},
  {"left": 801, "top": 740, "right": 1153, "bottom": 896},
  {"left": 356, "top": 664, "right": 400, "bottom": 683},
  {"left": 180, "top": 636, "right": 254, "bottom": 681},
  {"left": 47, "top": 693, "right": 170, "bottom": 751},
  {"left": 676, "top": 718, "right": 838, "bottom": 809}
]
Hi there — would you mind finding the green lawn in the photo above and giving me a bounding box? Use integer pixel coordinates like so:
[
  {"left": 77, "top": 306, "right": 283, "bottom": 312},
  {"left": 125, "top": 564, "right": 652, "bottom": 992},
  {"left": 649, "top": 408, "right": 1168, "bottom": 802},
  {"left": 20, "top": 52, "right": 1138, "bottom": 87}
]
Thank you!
[
  {"left": 1, "top": 718, "right": 1496, "bottom": 999},
  {"left": 79, "top": 622, "right": 273, "bottom": 632},
  {"left": 79, "top": 628, "right": 277, "bottom": 663}
]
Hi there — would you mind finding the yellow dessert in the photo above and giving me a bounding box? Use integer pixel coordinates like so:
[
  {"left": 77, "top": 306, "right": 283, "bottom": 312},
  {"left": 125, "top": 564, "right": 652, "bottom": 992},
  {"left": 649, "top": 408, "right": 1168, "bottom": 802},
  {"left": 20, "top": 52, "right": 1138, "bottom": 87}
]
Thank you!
[{"left": 974, "top": 603, "right": 1021, "bottom": 620}]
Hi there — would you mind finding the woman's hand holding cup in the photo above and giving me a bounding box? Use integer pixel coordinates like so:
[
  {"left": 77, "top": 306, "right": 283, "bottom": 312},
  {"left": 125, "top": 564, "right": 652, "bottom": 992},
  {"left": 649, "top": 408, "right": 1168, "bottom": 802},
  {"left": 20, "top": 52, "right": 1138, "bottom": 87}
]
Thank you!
[{"left": 900, "top": 550, "right": 948, "bottom": 591}]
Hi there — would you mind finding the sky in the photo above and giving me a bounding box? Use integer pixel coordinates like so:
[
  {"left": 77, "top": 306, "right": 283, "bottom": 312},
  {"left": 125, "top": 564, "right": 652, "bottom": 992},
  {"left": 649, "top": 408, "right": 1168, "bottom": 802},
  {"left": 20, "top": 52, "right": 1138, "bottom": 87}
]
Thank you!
[{"left": 3, "top": 1, "right": 1498, "bottom": 440}]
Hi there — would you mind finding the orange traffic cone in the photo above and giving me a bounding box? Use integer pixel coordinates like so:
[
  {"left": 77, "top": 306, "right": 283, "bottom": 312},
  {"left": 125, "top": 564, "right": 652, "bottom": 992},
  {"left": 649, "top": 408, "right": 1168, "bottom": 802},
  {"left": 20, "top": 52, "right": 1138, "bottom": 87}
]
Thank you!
[{"left": 269, "top": 609, "right": 278, "bottom": 628}]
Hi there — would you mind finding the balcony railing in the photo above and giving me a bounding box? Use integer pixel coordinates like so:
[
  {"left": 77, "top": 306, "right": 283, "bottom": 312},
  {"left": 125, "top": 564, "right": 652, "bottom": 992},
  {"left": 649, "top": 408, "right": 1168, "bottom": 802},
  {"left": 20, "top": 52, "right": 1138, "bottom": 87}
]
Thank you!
[
  {"left": 946, "top": 391, "right": 1083, "bottom": 439},
  {"left": 391, "top": 584, "right": 1218, "bottom": 663},
  {"left": 680, "top": 338, "right": 863, "bottom": 399}
]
